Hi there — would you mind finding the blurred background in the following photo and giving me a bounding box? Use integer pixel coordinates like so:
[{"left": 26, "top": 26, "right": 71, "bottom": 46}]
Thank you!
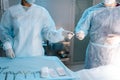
[{"left": 0, "top": 0, "right": 120, "bottom": 71}]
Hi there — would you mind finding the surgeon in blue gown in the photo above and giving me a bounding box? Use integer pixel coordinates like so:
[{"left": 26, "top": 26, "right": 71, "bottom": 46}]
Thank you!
[
  {"left": 0, "top": 0, "right": 73, "bottom": 58},
  {"left": 75, "top": 0, "right": 120, "bottom": 69}
]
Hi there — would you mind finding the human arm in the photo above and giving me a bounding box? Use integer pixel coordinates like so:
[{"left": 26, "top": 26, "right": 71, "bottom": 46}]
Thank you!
[
  {"left": 75, "top": 8, "right": 93, "bottom": 40},
  {"left": 0, "top": 10, "right": 15, "bottom": 58},
  {"left": 41, "top": 8, "right": 74, "bottom": 43}
]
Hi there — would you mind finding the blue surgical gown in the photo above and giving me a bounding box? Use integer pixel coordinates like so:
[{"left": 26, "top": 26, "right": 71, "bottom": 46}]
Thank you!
[
  {"left": 75, "top": 3, "right": 120, "bottom": 69},
  {"left": 0, "top": 4, "right": 64, "bottom": 57}
]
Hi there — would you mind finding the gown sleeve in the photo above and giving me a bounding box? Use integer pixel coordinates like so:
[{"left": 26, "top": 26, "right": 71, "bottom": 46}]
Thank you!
[
  {"left": 75, "top": 3, "right": 103, "bottom": 36},
  {"left": 75, "top": 8, "right": 93, "bottom": 36},
  {"left": 0, "top": 10, "right": 14, "bottom": 50},
  {"left": 41, "top": 8, "right": 64, "bottom": 43}
]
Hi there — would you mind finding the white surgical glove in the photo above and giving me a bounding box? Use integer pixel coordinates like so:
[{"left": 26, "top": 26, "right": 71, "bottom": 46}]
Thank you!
[
  {"left": 76, "top": 31, "right": 85, "bottom": 40},
  {"left": 3, "top": 42, "right": 15, "bottom": 58},
  {"left": 105, "top": 34, "right": 120, "bottom": 45},
  {"left": 5, "top": 48, "right": 15, "bottom": 59},
  {"left": 61, "top": 28, "right": 74, "bottom": 40}
]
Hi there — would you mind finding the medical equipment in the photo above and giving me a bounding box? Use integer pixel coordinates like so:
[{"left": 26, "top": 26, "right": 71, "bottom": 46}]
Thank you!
[
  {"left": 49, "top": 68, "right": 58, "bottom": 77},
  {"left": 0, "top": 56, "right": 76, "bottom": 80},
  {"left": 56, "top": 67, "right": 66, "bottom": 76},
  {"left": 41, "top": 67, "right": 49, "bottom": 78}
]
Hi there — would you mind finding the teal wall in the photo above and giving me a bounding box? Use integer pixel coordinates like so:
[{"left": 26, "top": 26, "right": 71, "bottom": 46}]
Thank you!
[{"left": 73, "top": 0, "right": 93, "bottom": 63}]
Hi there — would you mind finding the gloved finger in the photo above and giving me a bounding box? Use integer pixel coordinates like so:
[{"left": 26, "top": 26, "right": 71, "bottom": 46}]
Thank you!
[
  {"left": 10, "top": 55, "right": 14, "bottom": 59},
  {"left": 67, "top": 32, "right": 74, "bottom": 35},
  {"left": 62, "top": 30, "right": 73, "bottom": 38},
  {"left": 6, "top": 53, "right": 13, "bottom": 59},
  {"left": 9, "top": 51, "right": 15, "bottom": 59},
  {"left": 76, "top": 33, "right": 85, "bottom": 40},
  {"left": 12, "top": 53, "right": 15, "bottom": 58},
  {"left": 6, "top": 49, "right": 15, "bottom": 59},
  {"left": 62, "top": 31, "right": 68, "bottom": 37},
  {"left": 76, "top": 35, "right": 83, "bottom": 40},
  {"left": 78, "top": 36, "right": 84, "bottom": 40},
  {"left": 67, "top": 32, "right": 74, "bottom": 39},
  {"left": 76, "top": 33, "right": 80, "bottom": 38}
]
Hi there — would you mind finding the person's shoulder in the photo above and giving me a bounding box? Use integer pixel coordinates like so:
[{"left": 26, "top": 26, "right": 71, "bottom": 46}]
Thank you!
[
  {"left": 34, "top": 4, "right": 50, "bottom": 15},
  {"left": 3, "top": 4, "right": 20, "bottom": 14},
  {"left": 33, "top": 4, "right": 47, "bottom": 11},
  {"left": 83, "top": 3, "right": 103, "bottom": 16},
  {"left": 86, "top": 3, "right": 103, "bottom": 12}
]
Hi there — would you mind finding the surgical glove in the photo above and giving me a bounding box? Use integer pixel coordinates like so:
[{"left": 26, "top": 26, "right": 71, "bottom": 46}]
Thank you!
[
  {"left": 105, "top": 34, "right": 120, "bottom": 45},
  {"left": 76, "top": 31, "right": 85, "bottom": 40},
  {"left": 3, "top": 42, "right": 12, "bottom": 50},
  {"left": 5, "top": 48, "right": 15, "bottom": 59},
  {"left": 3, "top": 42, "right": 15, "bottom": 58},
  {"left": 62, "top": 30, "right": 74, "bottom": 40}
]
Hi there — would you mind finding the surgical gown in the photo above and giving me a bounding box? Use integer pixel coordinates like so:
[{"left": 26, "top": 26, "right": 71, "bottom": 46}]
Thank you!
[
  {"left": 75, "top": 3, "right": 120, "bottom": 69},
  {"left": 0, "top": 3, "right": 64, "bottom": 57}
]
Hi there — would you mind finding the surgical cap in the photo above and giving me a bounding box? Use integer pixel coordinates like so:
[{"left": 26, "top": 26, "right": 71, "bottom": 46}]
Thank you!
[
  {"left": 102, "top": 0, "right": 116, "bottom": 4},
  {"left": 17, "top": 0, "right": 36, "bottom": 3}
]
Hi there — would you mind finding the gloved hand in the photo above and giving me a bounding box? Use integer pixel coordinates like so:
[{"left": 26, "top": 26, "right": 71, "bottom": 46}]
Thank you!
[
  {"left": 5, "top": 48, "right": 15, "bottom": 59},
  {"left": 76, "top": 31, "right": 85, "bottom": 40},
  {"left": 61, "top": 29, "right": 74, "bottom": 40},
  {"left": 105, "top": 34, "right": 120, "bottom": 45},
  {"left": 3, "top": 42, "right": 15, "bottom": 59}
]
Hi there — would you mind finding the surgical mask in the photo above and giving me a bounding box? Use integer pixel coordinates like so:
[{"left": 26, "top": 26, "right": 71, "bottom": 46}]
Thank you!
[
  {"left": 102, "top": 0, "right": 116, "bottom": 4},
  {"left": 25, "top": 0, "right": 36, "bottom": 3}
]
